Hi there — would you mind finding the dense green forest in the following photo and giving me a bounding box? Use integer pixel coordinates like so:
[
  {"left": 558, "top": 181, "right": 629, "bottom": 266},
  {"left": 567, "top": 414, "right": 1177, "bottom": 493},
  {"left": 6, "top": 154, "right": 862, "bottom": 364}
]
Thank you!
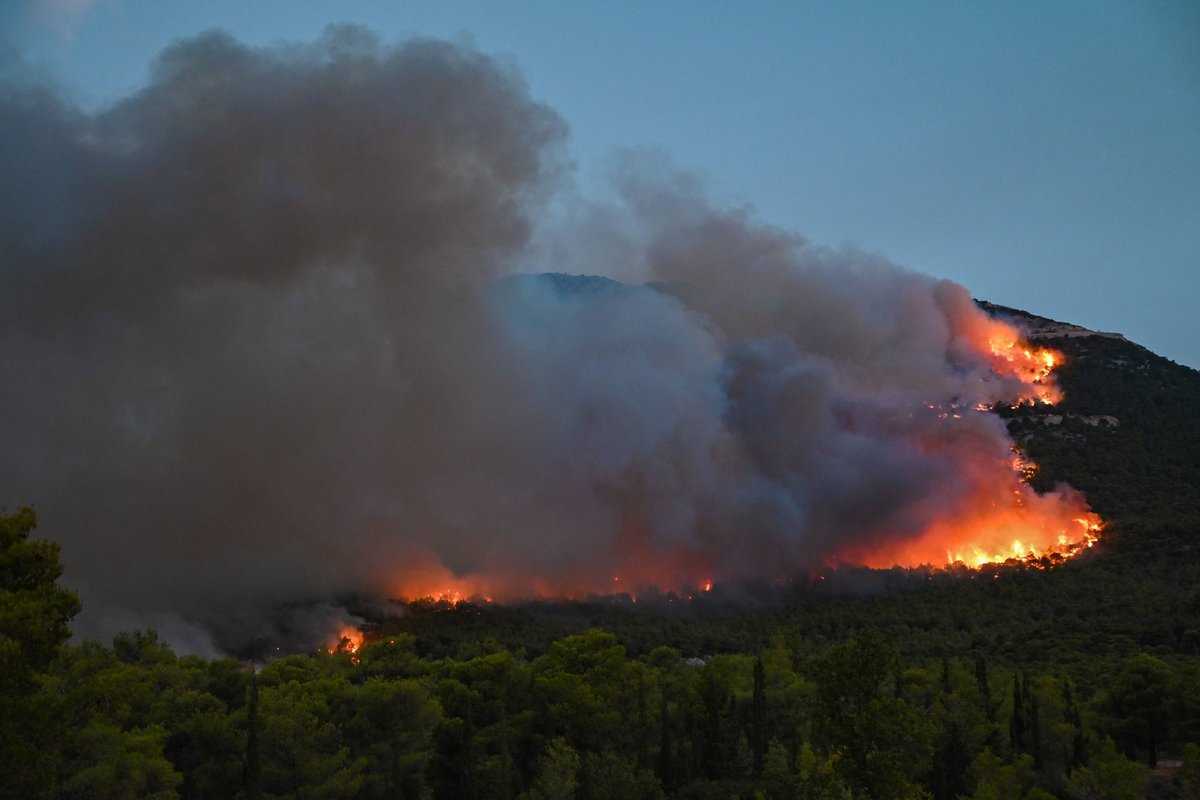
[{"left": 3, "top": 311, "right": 1200, "bottom": 800}]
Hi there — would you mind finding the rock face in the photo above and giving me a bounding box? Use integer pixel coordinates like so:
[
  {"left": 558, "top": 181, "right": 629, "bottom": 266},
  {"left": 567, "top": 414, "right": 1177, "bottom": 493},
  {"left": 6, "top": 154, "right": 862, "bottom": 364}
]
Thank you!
[{"left": 977, "top": 300, "right": 1200, "bottom": 523}]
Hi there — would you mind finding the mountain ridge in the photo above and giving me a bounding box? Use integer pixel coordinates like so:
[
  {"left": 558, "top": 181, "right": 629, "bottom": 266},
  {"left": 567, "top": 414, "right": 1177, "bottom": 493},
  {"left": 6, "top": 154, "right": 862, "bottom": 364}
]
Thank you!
[{"left": 979, "top": 299, "right": 1200, "bottom": 526}]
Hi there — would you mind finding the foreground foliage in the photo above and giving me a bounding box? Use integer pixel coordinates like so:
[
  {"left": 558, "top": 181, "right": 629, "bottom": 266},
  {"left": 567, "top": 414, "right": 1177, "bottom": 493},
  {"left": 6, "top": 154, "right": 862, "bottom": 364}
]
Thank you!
[
  {"left": 5, "top": 504, "right": 1200, "bottom": 800},
  {"left": 15, "top": 613, "right": 1200, "bottom": 800}
]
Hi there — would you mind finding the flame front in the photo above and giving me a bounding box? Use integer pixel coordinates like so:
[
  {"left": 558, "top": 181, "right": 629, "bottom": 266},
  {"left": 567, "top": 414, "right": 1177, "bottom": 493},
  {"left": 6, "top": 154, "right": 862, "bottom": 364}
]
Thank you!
[
  {"left": 839, "top": 317, "right": 1100, "bottom": 570},
  {"left": 838, "top": 481, "right": 1101, "bottom": 569},
  {"left": 978, "top": 318, "right": 1063, "bottom": 405},
  {"left": 380, "top": 312, "right": 1099, "bottom": 600}
]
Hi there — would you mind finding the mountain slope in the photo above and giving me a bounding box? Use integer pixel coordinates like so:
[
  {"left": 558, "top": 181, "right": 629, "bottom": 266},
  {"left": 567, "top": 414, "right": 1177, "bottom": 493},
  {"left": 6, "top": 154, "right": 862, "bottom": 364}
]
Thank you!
[
  {"left": 365, "top": 298, "right": 1200, "bottom": 668},
  {"left": 981, "top": 301, "right": 1200, "bottom": 526}
]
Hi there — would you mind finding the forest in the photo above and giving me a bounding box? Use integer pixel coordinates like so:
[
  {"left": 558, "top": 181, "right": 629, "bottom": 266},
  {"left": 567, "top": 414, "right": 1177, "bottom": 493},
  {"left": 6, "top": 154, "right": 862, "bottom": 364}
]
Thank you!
[{"left": 2, "top": 316, "right": 1199, "bottom": 800}]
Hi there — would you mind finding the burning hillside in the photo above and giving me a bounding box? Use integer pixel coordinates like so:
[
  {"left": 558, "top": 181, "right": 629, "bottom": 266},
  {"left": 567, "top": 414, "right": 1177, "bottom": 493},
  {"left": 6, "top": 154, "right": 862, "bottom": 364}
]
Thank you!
[{"left": 0, "top": 27, "right": 1101, "bottom": 649}]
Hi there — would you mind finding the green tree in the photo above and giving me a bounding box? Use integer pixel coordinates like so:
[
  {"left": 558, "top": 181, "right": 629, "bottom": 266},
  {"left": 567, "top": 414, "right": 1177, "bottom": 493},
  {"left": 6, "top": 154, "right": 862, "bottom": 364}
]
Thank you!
[
  {"left": 695, "top": 655, "right": 746, "bottom": 780},
  {"left": 533, "top": 630, "right": 635, "bottom": 754},
  {"left": 0, "top": 507, "right": 81, "bottom": 799},
  {"left": 113, "top": 629, "right": 177, "bottom": 666},
  {"left": 751, "top": 657, "right": 766, "bottom": 779},
  {"left": 794, "top": 741, "right": 852, "bottom": 800},
  {"left": 256, "top": 680, "right": 364, "bottom": 800},
  {"left": 647, "top": 646, "right": 685, "bottom": 790},
  {"left": 1104, "top": 654, "right": 1173, "bottom": 767},
  {"left": 345, "top": 677, "right": 441, "bottom": 800},
  {"left": 1179, "top": 742, "right": 1200, "bottom": 800},
  {"left": 54, "top": 723, "right": 183, "bottom": 800},
  {"left": 240, "top": 668, "right": 262, "bottom": 800},
  {"left": 1067, "top": 737, "right": 1147, "bottom": 800},
  {"left": 580, "top": 751, "right": 663, "bottom": 800},
  {"left": 439, "top": 649, "right": 536, "bottom": 799},
  {"left": 522, "top": 738, "right": 579, "bottom": 800},
  {"left": 974, "top": 656, "right": 994, "bottom": 723},
  {"left": 164, "top": 702, "right": 243, "bottom": 800},
  {"left": 963, "top": 747, "right": 1031, "bottom": 800},
  {"left": 1010, "top": 674, "right": 1026, "bottom": 755},
  {"left": 811, "top": 632, "right": 933, "bottom": 800}
]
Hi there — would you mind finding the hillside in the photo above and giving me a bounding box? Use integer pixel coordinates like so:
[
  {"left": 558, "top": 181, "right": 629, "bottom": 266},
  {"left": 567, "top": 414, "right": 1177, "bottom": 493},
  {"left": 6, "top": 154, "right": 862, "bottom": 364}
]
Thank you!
[
  {"left": 6, "top": 299, "right": 1200, "bottom": 800},
  {"left": 364, "top": 300, "right": 1200, "bottom": 672},
  {"left": 981, "top": 301, "right": 1200, "bottom": 526}
]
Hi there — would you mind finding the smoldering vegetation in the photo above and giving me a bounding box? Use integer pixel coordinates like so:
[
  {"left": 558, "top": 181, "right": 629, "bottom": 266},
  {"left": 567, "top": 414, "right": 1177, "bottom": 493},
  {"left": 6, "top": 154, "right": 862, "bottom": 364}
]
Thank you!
[{"left": 1, "top": 26, "right": 1083, "bottom": 652}]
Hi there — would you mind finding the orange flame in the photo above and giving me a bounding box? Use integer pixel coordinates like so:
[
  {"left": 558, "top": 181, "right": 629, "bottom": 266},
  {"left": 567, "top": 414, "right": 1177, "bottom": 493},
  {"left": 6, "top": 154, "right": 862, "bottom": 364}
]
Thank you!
[
  {"left": 979, "top": 321, "right": 1063, "bottom": 405},
  {"left": 327, "top": 626, "right": 363, "bottom": 655},
  {"left": 839, "top": 320, "right": 1100, "bottom": 569},
  {"left": 839, "top": 485, "right": 1101, "bottom": 570},
  {"left": 379, "top": 313, "right": 1097, "bottom": 597}
]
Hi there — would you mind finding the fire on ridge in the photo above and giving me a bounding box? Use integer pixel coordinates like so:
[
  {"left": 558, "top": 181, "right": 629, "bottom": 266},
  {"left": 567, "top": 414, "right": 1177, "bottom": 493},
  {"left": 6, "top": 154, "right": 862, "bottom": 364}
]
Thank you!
[
  {"left": 377, "top": 317, "right": 1101, "bottom": 609},
  {"left": 838, "top": 326, "right": 1101, "bottom": 570}
]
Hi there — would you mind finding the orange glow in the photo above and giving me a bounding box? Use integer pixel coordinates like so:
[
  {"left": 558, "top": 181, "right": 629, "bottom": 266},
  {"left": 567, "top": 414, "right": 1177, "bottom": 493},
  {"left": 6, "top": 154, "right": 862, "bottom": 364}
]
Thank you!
[
  {"left": 378, "top": 316, "right": 1099, "bottom": 597},
  {"left": 835, "top": 341, "right": 1103, "bottom": 571},
  {"left": 831, "top": 313, "right": 1105, "bottom": 571},
  {"left": 838, "top": 482, "right": 1101, "bottom": 570},
  {"left": 979, "top": 321, "right": 1063, "bottom": 404},
  {"left": 328, "top": 626, "right": 363, "bottom": 656}
]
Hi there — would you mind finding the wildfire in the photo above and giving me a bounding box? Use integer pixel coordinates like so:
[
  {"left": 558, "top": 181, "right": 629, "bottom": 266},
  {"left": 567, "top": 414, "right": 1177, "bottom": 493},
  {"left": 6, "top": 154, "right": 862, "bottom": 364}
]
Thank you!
[
  {"left": 945, "top": 516, "right": 1101, "bottom": 567},
  {"left": 327, "top": 626, "right": 363, "bottom": 656},
  {"left": 981, "top": 325, "right": 1063, "bottom": 405},
  {"left": 379, "top": 312, "right": 1099, "bottom": 598},
  {"left": 840, "top": 318, "right": 1102, "bottom": 570},
  {"left": 840, "top": 477, "right": 1102, "bottom": 571}
]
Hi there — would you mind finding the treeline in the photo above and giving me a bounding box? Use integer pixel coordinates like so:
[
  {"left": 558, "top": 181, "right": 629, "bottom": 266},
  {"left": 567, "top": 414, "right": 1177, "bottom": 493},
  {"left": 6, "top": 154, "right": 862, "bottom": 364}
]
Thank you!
[
  {"left": 11, "top": 622, "right": 1200, "bottom": 800},
  {"left": 3, "top": 504, "right": 1200, "bottom": 800},
  {"left": 375, "top": 520, "right": 1200, "bottom": 679}
]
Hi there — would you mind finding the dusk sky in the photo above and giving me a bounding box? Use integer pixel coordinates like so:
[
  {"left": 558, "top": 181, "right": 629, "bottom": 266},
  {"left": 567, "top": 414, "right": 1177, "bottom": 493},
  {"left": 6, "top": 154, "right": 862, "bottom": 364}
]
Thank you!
[
  {"left": 4, "top": 1, "right": 1197, "bottom": 649},
  {"left": 6, "top": 0, "right": 1199, "bottom": 367}
]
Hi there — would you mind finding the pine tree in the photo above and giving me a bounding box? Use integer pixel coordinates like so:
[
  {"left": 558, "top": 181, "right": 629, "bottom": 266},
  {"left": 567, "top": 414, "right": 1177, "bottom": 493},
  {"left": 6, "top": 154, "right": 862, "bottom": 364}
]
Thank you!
[
  {"left": 975, "top": 655, "right": 994, "bottom": 722},
  {"left": 1030, "top": 692, "right": 1042, "bottom": 771},
  {"left": 1010, "top": 674, "right": 1026, "bottom": 754},
  {"left": 241, "top": 667, "right": 262, "bottom": 800},
  {"left": 752, "top": 657, "right": 767, "bottom": 779},
  {"left": 658, "top": 687, "right": 672, "bottom": 789}
]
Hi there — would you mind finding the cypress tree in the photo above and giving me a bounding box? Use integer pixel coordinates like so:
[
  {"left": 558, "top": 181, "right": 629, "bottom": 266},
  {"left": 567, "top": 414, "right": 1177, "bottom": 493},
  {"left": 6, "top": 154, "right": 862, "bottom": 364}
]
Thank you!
[
  {"left": 241, "top": 666, "right": 261, "bottom": 800},
  {"left": 1010, "top": 674, "right": 1025, "bottom": 754},
  {"left": 1030, "top": 693, "right": 1042, "bottom": 771},
  {"left": 658, "top": 687, "right": 672, "bottom": 788},
  {"left": 975, "top": 655, "right": 994, "bottom": 722},
  {"left": 1062, "top": 678, "right": 1086, "bottom": 767},
  {"left": 752, "top": 657, "right": 767, "bottom": 779}
]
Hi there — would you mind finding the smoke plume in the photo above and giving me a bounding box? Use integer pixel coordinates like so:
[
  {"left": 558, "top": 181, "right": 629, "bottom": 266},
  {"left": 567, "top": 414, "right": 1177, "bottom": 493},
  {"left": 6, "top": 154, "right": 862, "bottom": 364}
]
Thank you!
[{"left": 0, "top": 27, "right": 1094, "bottom": 650}]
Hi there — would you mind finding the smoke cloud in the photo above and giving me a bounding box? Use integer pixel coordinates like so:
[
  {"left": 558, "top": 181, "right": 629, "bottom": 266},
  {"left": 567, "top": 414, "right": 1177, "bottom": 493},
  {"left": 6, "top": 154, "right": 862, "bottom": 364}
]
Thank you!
[{"left": 1, "top": 27, "right": 1092, "bottom": 650}]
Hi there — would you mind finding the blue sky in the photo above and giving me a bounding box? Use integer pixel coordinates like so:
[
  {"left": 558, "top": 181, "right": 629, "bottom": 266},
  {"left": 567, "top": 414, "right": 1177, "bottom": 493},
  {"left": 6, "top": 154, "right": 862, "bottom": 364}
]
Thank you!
[{"left": 7, "top": 0, "right": 1199, "bottom": 367}]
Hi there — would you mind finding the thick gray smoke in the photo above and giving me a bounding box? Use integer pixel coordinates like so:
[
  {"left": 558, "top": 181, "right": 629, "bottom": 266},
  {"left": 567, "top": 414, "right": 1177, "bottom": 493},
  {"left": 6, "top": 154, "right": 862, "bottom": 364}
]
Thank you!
[{"left": 1, "top": 27, "right": 1080, "bottom": 651}]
